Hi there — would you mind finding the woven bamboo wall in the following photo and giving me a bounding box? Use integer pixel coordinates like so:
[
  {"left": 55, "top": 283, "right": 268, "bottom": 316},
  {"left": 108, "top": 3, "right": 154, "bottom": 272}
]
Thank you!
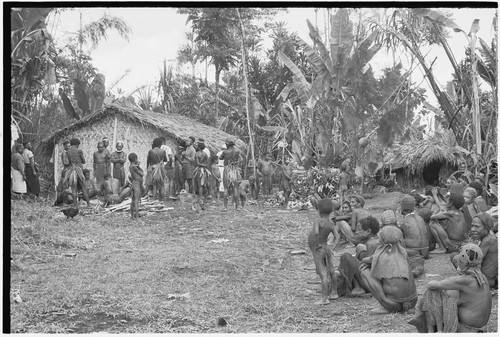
[{"left": 53, "top": 115, "right": 178, "bottom": 183}]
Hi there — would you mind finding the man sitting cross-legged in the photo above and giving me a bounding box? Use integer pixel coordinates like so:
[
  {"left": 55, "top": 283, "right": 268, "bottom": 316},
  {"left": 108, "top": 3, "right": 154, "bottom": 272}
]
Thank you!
[
  {"left": 398, "top": 195, "right": 430, "bottom": 278},
  {"left": 358, "top": 225, "right": 418, "bottom": 314},
  {"left": 337, "top": 216, "right": 381, "bottom": 297},
  {"left": 429, "top": 192, "right": 467, "bottom": 253},
  {"left": 336, "top": 195, "right": 370, "bottom": 245},
  {"left": 409, "top": 243, "right": 492, "bottom": 333}
]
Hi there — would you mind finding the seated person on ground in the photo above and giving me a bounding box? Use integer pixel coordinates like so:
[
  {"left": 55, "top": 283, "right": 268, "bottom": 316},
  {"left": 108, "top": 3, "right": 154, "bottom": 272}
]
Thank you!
[
  {"left": 417, "top": 207, "right": 436, "bottom": 252},
  {"left": 462, "top": 187, "right": 481, "bottom": 234},
  {"left": 80, "top": 169, "right": 99, "bottom": 199},
  {"left": 358, "top": 225, "right": 418, "bottom": 313},
  {"left": 337, "top": 216, "right": 381, "bottom": 296},
  {"left": 100, "top": 173, "right": 130, "bottom": 206},
  {"left": 468, "top": 213, "right": 497, "bottom": 288},
  {"left": 308, "top": 199, "right": 340, "bottom": 305},
  {"left": 398, "top": 195, "right": 430, "bottom": 259},
  {"left": 336, "top": 195, "right": 370, "bottom": 245},
  {"left": 410, "top": 243, "right": 492, "bottom": 333},
  {"left": 429, "top": 192, "right": 466, "bottom": 253},
  {"left": 469, "top": 181, "right": 489, "bottom": 212}
]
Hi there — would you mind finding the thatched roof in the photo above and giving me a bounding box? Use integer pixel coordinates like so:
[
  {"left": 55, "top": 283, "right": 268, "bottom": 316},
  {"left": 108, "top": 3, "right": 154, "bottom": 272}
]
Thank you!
[
  {"left": 385, "top": 138, "right": 460, "bottom": 175},
  {"left": 41, "top": 104, "right": 245, "bottom": 152}
]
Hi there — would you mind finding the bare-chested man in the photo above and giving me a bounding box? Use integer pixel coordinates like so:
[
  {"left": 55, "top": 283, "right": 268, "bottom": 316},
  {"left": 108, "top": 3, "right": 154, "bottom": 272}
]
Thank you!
[
  {"left": 193, "top": 141, "right": 210, "bottom": 210},
  {"left": 308, "top": 199, "right": 340, "bottom": 305},
  {"left": 429, "top": 192, "right": 466, "bottom": 253},
  {"left": 337, "top": 216, "right": 381, "bottom": 296},
  {"left": 359, "top": 226, "right": 418, "bottom": 314},
  {"left": 101, "top": 173, "right": 129, "bottom": 206},
  {"left": 257, "top": 152, "right": 275, "bottom": 196},
  {"left": 338, "top": 159, "right": 350, "bottom": 204},
  {"left": 399, "top": 195, "right": 430, "bottom": 259},
  {"left": 337, "top": 195, "right": 370, "bottom": 245},
  {"left": 219, "top": 137, "right": 242, "bottom": 210},
  {"left": 413, "top": 243, "right": 492, "bottom": 332},
  {"left": 469, "top": 213, "right": 498, "bottom": 288},
  {"left": 93, "top": 141, "right": 108, "bottom": 189},
  {"left": 101, "top": 137, "right": 111, "bottom": 175},
  {"left": 66, "top": 138, "right": 90, "bottom": 207}
]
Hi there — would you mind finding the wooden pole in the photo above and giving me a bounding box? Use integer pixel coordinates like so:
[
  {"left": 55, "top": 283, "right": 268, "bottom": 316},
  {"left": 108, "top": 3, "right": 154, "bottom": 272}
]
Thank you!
[
  {"left": 54, "top": 141, "right": 59, "bottom": 199},
  {"left": 236, "top": 8, "right": 257, "bottom": 180},
  {"left": 112, "top": 116, "right": 118, "bottom": 152},
  {"left": 470, "top": 32, "right": 482, "bottom": 156}
]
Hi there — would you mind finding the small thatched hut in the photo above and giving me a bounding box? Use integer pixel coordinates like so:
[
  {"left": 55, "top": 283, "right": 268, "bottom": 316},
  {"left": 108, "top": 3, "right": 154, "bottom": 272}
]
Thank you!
[
  {"left": 40, "top": 104, "right": 245, "bottom": 186},
  {"left": 384, "top": 138, "right": 461, "bottom": 187}
]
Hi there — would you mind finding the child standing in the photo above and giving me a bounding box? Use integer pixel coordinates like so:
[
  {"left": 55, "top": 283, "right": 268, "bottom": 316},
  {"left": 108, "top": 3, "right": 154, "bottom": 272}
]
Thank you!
[
  {"left": 308, "top": 199, "right": 340, "bottom": 305},
  {"left": 128, "top": 153, "right": 144, "bottom": 219}
]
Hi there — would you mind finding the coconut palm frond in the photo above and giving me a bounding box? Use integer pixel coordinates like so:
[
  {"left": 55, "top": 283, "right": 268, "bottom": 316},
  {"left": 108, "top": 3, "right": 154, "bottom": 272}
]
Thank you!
[{"left": 80, "top": 14, "right": 131, "bottom": 49}]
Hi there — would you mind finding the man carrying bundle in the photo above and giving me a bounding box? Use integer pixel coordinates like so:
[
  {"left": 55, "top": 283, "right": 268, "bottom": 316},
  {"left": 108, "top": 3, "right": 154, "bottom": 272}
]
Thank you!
[{"left": 219, "top": 137, "right": 242, "bottom": 210}]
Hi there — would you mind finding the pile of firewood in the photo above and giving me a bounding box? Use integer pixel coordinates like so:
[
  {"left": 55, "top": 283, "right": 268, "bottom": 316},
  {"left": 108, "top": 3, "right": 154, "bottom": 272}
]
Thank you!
[{"left": 101, "top": 197, "right": 173, "bottom": 215}]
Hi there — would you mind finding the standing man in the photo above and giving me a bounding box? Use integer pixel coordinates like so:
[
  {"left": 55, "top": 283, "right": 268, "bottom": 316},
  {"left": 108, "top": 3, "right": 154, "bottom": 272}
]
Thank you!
[
  {"left": 101, "top": 136, "right": 111, "bottom": 175},
  {"left": 22, "top": 141, "right": 40, "bottom": 198},
  {"left": 93, "top": 141, "right": 108, "bottom": 189},
  {"left": 220, "top": 137, "right": 242, "bottom": 210},
  {"left": 110, "top": 141, "right": 127, "bottom": 188},
  {"left": 182, "top": 136, "right": 196, "bottom": 193},
  {"left": 66, "top": 138, "right": 90, "bottom": 207},
  {"left": 56, "top": 140, "right": 71, "bottom": 201}
]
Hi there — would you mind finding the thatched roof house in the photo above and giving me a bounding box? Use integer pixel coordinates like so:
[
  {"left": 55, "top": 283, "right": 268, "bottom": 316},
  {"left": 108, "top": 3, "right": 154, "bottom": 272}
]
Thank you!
[
  {"left": 41, "top": 104, "right": 245, "bottom": 185},
  {"left": 384, "top": 138, "right": 461, "bottom": 186}
]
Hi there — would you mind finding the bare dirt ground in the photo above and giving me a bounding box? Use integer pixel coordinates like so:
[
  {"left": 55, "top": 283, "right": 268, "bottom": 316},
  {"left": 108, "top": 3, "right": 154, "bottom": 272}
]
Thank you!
[{"left": 9, "top": 192, "right": 498, "bottom": 333}]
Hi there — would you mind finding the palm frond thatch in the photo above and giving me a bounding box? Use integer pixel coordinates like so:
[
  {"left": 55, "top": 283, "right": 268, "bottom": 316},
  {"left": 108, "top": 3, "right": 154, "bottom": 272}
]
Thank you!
[
  {"left": 385, "top": 138, "right": 460, "bottom": 175},
  {"left": 41, "top": 103, "right": 245, "bottom": 153}
]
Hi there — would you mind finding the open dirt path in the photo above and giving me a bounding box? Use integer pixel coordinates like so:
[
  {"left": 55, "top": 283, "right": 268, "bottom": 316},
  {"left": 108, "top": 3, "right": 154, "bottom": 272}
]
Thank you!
[{"left": 9, "top": 193, "right": 498, "bottom": 333}]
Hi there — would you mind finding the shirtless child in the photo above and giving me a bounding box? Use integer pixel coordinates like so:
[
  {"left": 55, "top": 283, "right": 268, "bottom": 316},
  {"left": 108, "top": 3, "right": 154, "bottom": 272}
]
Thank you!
[
  {"left": 429, "top": 192, "right": 466, "bottom": 253},
  {"left": 237, "top": 179, "right": 251, "bottom": 209},
  {"left": 281, "top": 158, "right": 294, "bottom": 208},
  {"left": 338, "top": 160, "right": 350, "bottom": 204},
  {"left": 257, "top": 153, "right": 275, "bottom": 196},
  {"left": 308, "top": 199, "right": 340, "bottom": 305},
  {"left": 415, "top": 243, "right": 492, "bottom": 332},
  {"left": 128, "top": 153, "right": 144, "bottom": 219}
]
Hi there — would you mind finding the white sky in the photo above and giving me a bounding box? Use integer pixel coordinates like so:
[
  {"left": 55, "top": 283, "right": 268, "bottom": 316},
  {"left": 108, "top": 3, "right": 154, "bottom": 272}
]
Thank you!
[{"left": 47, "top": 6, "right": 497, "bottom": 106}]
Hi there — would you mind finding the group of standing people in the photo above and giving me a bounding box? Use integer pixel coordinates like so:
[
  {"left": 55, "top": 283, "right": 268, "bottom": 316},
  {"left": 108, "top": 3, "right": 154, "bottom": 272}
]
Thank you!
[
  {"left": 307, "top": 170, "right": 497, "bottom": 333},
  {"left": 11, "top": 142, "right": 40, "bottom": 199}
]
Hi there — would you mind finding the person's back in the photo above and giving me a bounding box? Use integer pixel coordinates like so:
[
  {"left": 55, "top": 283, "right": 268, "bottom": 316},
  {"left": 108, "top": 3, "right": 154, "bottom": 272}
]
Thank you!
[
  {"left": 308, "top": 218, "right": 334, "bottom": 249},
  {"left": 148, "top": 148, "right": 166, "bottom": 166},
  {"left": 441, "top": 210, "right": 466, "bottom": 241},
  {"left": 456, "top": 274, "right": 491, "bottom": 329},
  {"left": 400, "top": 213, "right": 429, "bottom": 258},
  {"left": 66, "top": 146, "right": 84, "bottom": 167}
]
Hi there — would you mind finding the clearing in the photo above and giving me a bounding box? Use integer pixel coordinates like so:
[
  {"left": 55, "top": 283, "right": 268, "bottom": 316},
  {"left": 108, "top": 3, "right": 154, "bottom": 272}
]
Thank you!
[{"left": 9, "top": 192, "right": 498, "bottom": 333}]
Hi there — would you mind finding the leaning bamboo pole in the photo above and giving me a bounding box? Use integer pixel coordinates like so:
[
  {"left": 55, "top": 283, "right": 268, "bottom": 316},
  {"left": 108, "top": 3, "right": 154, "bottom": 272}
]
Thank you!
[
  {"left": 236, "top": 8, "right": 257, "bottom": 180},
  {"left": 469, "top": 28, "right": 482, "bottom": 156}
]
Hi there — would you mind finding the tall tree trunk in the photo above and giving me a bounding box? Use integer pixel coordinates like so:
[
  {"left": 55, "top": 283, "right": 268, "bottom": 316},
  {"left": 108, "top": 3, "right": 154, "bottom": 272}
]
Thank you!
[
  {"left": 215, "top": 67, "right": 220, "bottom": 121},
  {"left": 469, "top": 33, "right": 482, "bottom": 156},
  {"left": 236, "top": 8, "right": 257, "bottom": 180}
]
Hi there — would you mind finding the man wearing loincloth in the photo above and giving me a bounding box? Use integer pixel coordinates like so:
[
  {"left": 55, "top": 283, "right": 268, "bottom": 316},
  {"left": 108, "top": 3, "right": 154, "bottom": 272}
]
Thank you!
[
  {"left": 219, "top": 137, "right": 242, "bottom": 210},
  {"left": 359, "top": 226, "right": 418, "bottom": 313},
  {"left": 66, "top": 138, "right": 91, "bottom": 207}
]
